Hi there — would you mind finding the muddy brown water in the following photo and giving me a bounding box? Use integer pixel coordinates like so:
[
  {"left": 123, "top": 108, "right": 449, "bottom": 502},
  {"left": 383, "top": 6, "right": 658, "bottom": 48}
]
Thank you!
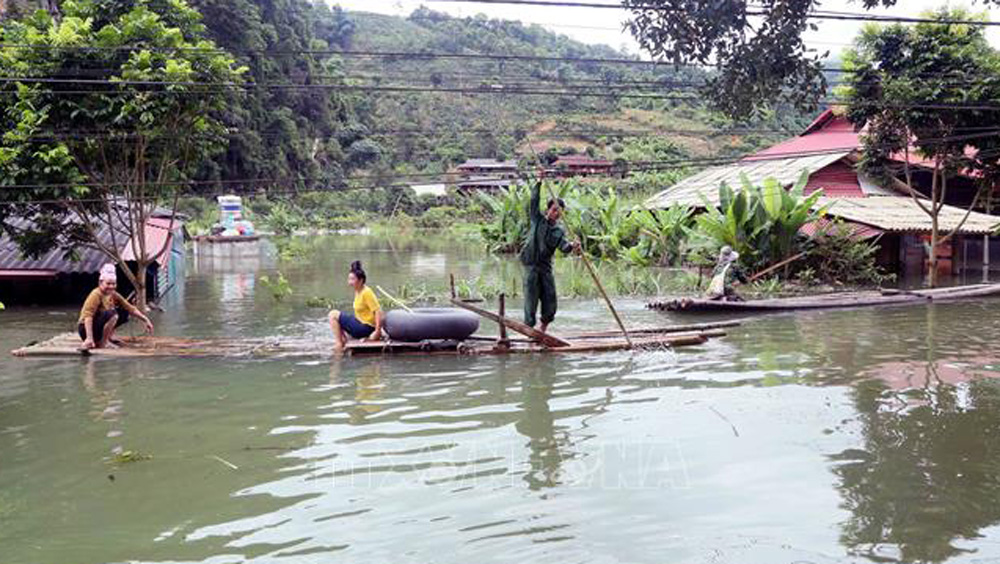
[{"left": 3, "top": 235, "right": 1000, "bottom": 564}]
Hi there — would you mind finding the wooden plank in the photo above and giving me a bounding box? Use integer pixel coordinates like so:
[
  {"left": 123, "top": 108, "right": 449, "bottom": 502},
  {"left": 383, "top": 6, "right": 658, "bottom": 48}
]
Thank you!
[{"left": 449, "top": 298, "right": 573, "bottom": 348}]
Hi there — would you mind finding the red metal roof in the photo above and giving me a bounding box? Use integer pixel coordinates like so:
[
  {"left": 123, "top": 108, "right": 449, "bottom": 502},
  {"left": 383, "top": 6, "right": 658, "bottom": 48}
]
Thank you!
[
  {"left": 747, "top": 112, "right": 860, "bottom": 162},
  {"left": 121, "top": 217, "right": 177, "bottom": 266},
  {"left": 804, "top": 161, "right": 865, "bottom": 198}
]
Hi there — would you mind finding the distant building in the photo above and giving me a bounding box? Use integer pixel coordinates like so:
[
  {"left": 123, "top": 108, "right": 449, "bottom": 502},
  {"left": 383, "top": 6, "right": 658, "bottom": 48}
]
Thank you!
[
  {"left": 456, "top": 159, "right": 519, "bottom": 178},
  {"left": 550, "top": 155, "right": 615, "bottom": 178},
  {"left": 410, "top": 183, "right": 448, "bottom": 198},
  {"left": 0, "top": 211, "right": 185, "bottom": 305},
  {"left": 454, "top": 159, "right": 519, "bottom": 193}
]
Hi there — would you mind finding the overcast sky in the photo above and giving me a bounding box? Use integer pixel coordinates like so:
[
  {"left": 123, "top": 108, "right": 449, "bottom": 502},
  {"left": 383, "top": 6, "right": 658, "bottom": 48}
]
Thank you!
[{"left": 329, "top": 0, "right": 1000, "bottom": 55}]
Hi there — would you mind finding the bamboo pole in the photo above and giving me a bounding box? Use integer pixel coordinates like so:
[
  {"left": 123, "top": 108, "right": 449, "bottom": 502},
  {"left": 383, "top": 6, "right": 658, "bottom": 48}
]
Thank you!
[
  {"left": 525, "top": 139, "right": 632, "bottom": 348},
  {"left": 748, "top": 251, "right": 808, "bottom": 283},
  {"left": 376, "top": 285, "right": 413, "bottom": 313}
]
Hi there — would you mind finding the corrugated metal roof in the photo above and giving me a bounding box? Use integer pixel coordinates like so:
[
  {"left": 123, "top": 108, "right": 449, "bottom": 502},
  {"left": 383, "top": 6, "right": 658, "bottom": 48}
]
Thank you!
[
  {"left": 801, "top": 217, "right": 883, "bottom": 239},
  {"left": 645, "top": 153, "right": 847, "bottom": 209},
  {"left": 0, "top": 214, "right": 183, "bottom": 274},
  {"left": 0, "top": 217, "right": 115, "bottom": 274},
  {"left": 820, "top": 196, "right": 1000, "bottom": 235}
]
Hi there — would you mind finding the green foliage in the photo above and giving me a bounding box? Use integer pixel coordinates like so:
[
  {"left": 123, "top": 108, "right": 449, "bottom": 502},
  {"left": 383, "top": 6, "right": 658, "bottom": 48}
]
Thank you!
[
  {"left": 109, "top": 449, "right": 152, "bottom": 465},
  {"left": 259, "top": 271, "right": 292, "bottom": 302},
  {"left": 305, "top": 295, "right": 334, "bottom": 309},
  {"left": 264, "top": 203, "right": 303, "bottom": 237},
  {"left": 176, "top": 196, "right": 217, "bottom": 236},
  {"left": 414, "top": 206, "right": 460, "bottom": 229},
  {"left": 801, "top": 222, "right": 894, "bottom": 286},
  {"left": 840, "top": 7, "right": 1000, "bottom": 186},
  {"left": 625, "top": 206, "right": 693, "bottom": 266},
  {"left": 477, "top": 183, "right": 533, "bottom": 254},
  {"left": 189, "top": 0, "right": 376, "bottom": 188},
  {"left": 477, "top": 180, "right": 692, "bottom": 266},
  {"left": 0, "top": 0, "right": 245, "bottom": 307},
  {"left": 694, "top": 172, "right": 824, "bottom": 270},
  {"left": 619, "top": 0, "right": 1000, "bottom": 117}
]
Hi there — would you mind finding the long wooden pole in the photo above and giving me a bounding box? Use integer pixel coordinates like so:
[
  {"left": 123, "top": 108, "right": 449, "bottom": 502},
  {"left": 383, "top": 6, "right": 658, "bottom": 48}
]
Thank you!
[
  {"left": 526, "top": 140, "right": 633, "bottom": 348},
  {"left": 450, "top": 296, "right": 573, "bottom": 348},
  {"left": 748, "top": 251, "right": 808, "bottom": 283},
  {"left": 376, "top": 285, "right": 413, "bottom": 313}
]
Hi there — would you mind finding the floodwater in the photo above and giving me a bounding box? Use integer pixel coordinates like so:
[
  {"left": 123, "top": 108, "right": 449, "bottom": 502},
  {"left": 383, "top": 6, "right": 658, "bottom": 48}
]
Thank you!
[{"left": 4, "top": 235, "right": 1000, "bottom": 564}]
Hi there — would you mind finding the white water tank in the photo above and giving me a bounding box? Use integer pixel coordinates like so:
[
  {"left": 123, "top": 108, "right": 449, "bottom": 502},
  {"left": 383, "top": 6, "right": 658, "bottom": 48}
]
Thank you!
[{"left": 217, "top": 195, "right": 243, "bottom": 229}]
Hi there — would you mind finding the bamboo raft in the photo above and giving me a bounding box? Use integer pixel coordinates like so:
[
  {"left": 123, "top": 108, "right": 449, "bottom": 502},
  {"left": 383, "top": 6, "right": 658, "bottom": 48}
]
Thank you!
[
  {"left": 10, "top": 321, "right": 737, "bottom": 359},
  {"left": 648, "top": 283, "right": 1000, "bottom": 313}
]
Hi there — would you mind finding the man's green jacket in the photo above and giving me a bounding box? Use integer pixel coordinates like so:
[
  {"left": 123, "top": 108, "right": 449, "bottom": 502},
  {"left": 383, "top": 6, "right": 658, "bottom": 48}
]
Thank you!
[{"left": 519, "top": 182, "right": 572, "bottom": 270}]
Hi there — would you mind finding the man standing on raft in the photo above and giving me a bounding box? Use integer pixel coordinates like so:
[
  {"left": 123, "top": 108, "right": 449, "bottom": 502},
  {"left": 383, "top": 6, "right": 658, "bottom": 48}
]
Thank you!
[
  {"left": 520, "top": 181, "right": 580, "bottom": 334},
  {"left": 79, "top": 264, "right": 155, "bottom": 350}
]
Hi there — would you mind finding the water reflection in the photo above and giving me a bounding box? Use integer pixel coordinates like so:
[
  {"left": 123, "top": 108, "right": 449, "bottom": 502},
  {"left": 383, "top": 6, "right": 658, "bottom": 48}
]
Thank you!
[
  {"left": 515, "top": 358, "right": 564, "bottom": 490},
  {"left": 833, "top": 378, "right": 1000, "bottom": 563},
  {"left": 818, "top": 303, "right": 1000, "bottom": 563}
]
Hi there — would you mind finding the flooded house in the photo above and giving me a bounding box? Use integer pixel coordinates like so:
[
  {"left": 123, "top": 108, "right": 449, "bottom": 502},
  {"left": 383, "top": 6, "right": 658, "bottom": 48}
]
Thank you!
[
  {"left": 645, "top": 109, "right": 1000, "bottom": 277},
  {"left": 0, "top": 211, "right": 186, "bottom": 305}
]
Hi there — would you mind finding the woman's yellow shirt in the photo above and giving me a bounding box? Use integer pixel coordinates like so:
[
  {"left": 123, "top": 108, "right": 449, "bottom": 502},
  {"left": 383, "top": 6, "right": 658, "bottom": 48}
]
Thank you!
[{"left": 354, "top": 286, "right": 381, "bottom": 327}]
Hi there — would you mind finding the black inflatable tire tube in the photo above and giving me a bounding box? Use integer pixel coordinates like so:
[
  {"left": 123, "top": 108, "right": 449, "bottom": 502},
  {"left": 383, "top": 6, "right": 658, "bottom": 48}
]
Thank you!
[{"left": 384, "top": 308, "right": 481, "bottom": 342}]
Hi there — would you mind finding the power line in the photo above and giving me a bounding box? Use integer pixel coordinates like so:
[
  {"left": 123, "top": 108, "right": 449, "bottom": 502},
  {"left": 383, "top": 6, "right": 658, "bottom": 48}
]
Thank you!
[
  {"left": 425, "top": 0, "right": 1000, "bottom": 27},
  {"left": 7, "top": 78, "right": 1000, "bottom": 112},
  {"left": 2, "top": 129, "right": 997, "bottom": 195}
]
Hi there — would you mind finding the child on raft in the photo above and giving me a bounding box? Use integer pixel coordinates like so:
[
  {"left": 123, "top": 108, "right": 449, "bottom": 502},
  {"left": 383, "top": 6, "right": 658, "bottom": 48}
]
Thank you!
[
  {"left": 78, "top": 264, "right": 155, "bottom": 350},
  {"left": 328, "top": 261, "right": 384, "bottom": 351}
]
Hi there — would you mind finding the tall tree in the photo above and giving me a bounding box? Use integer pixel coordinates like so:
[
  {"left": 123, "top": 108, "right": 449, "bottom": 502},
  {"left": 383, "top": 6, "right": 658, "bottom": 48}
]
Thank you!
[
  {"left": 623, "top": 0, "right": 1000, "bottom": 118},
  {"left": 188, "top": 0, "right": 377, "bottom": 190},
  {"left": 0, "top": 0, "right": 246, "bottom": 308},
  {"left": 840, "top": 8, "right": 1000, "bottom": 286}
]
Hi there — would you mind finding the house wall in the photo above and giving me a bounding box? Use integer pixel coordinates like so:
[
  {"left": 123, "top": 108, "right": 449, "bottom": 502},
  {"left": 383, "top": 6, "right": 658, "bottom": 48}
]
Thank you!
[
  {"left": 956, "top": 236, "right": 1000, "bottom": 272},
  {"left": 0, "top": 263, "right": 162, "bottom": 306},
  {"left": 0, "top": 272, "right": 97, "bottom": 306}
]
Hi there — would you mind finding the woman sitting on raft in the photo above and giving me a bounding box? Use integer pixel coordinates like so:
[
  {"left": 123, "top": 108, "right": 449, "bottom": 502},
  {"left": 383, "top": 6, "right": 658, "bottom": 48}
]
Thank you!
[
  {"left": 79, "top": 264, "right": 155, "bottom": 350},
  {"left": 328, "top": 261, "right": 384, "bottom": 351}
]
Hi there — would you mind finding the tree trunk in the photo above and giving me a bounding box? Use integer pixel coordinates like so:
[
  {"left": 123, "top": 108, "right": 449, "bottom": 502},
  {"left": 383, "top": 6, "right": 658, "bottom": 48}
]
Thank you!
[
  {"left": 986, "top": 191, "right": 993, "bottom": 282},
  {"left": 132, "top": 261, "right": 148, "bottom": 312},
  {"left": 929, "top": 214, "right": 940, "bottom": 288},
  {"left": 927, "top": 163, "right": 941, "bottom": 288}
]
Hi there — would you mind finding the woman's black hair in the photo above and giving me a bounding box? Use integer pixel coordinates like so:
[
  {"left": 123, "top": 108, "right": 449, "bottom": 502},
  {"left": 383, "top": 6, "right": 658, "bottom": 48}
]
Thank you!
[{"left": 349, "top": 260, "right": 367, "bottom": 283}]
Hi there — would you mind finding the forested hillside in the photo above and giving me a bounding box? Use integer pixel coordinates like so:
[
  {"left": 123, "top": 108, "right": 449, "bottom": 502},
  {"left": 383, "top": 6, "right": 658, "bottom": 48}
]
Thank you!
[
  {"left": 1, "top": 0, "right": 814, "bottom": 189},
  {"left": 340, "top": 8, "right": 814, "bottom": 177}
]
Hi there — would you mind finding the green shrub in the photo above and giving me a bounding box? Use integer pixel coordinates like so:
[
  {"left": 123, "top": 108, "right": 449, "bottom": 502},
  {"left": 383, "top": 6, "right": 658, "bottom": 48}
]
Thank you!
[
  {"left": 801, "top": 222, "right": 893, "bottom": 286},
  {"left": 415, "top": 206, "right": 460, "bottom": 229}
]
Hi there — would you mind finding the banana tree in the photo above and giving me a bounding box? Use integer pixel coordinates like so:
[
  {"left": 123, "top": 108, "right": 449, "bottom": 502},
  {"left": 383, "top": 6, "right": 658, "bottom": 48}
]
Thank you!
[
  {"left": 752, "top": 172, "right": 828, "bottom": 266},
  {"left": 626, "top": 205, "right": 693, "bottom": 266},
  {"left": 696, "top": 181, "right": 771, "bottom": 267},
  {"left": 695, "top": 172, "right": 827, "bottom": 272}
]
